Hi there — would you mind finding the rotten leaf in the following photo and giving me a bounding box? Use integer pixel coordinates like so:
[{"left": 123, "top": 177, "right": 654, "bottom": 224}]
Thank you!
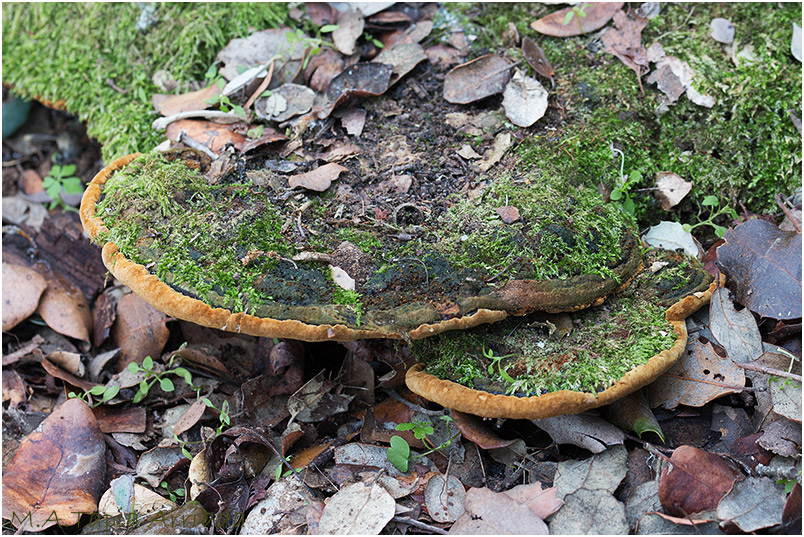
[
  {"left": 522, "top": 37, "right": 555, "bottom": 82},
  {"left": 112, "top": 292, "right": 170, "bottom": 371},
  {"left": 316, "top": 63, "right": 393, "bottom": 118},
  {"left": 443, "top": 54, "right": 512, "bottom": 104},
  {"left": 502, "top": 71, "right": 549, "bottom": 127},
  {"left": 530, "top": 2, "right": 624, "bottom": 37},
  {"left": 2, "top": 262, "right": 47, "bottom": 331},
  {"left": 600, "top": 10, "right": 649, "bottom": 94}
]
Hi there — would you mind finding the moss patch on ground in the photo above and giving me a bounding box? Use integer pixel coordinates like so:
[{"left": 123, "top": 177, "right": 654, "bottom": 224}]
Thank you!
[
  {"left": 2, "top": 2, "right": 287, "bottom": 160},
  {"left": 461, "top": 2, "right": 802, "bottom": 219}
]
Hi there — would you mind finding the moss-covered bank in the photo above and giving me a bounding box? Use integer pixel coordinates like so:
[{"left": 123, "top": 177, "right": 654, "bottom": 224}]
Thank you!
[{"left": 2, "top": 3, "right": 287, "bottom": 160}]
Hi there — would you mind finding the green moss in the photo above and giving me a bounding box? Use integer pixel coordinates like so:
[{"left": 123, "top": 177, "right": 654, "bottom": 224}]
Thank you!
[
  {"left": 336, "top": 228, "right": 383, "bottom": 253},
  {"left": 2, "top": 3, "right": 287, "bottom": 160},
  {"left": 332, "top": 287, "right": 364, "bottom": 326}
]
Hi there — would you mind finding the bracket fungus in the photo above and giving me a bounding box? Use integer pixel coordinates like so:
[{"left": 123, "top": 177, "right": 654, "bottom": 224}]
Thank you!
[
  {"left": 405, "top": 249, "right": 723, "bottom": 419},
  {"left": 79, "top": 149, "right": 642, "bottom": 342}
]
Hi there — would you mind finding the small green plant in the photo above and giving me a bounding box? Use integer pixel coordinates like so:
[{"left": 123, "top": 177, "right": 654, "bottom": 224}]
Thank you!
[
  {"left": 43, "top": 155, "right": 83, "bottom": 210},
  {"left": 386, "top": 416, "right": 459, "bottom": 473},
  {"left": 68, "top": 384, "right": 120, "bottom": 407},
  {"left": 363, "top": 31, "right": 384, "bottom": 49},
  {"left": 201, "top": 397, "right": 231, "bottom": 434},
  {"left": 202, "top": 65, "right": 245, "bottom": 116},
  {"left": 682, "top": 196, "right": 738, "bottom": 238},
  {"left": 609, "top": 146, "right": 642, "bottom": 215},
  {"left": 563, "top": 3, "right": 588, "bottom": 33},
  {"left": 127, "top": 355, "right": 194, "bottom": 404},
  {"left": 483, "top": 345, "right": 517, "bottom": 384},
  {"left": 159, "top": 481, "right": 186, "bottom": 503},
  {"left": 274, "top": 455, "right": 297, "bottom": 480},
  {"left": 247, "top": 124, "right": 265, "bottom": 139},
  {"left": 285, "top": 24, "right": 338, "bottom": 70}
]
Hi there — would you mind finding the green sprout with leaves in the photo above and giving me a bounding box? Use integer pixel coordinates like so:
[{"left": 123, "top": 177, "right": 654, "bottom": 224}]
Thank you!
[
  {"left": 68, "top": 384, "right": 120, "bottom": 407},
  {"left": 563, "top": 3, "right": 589, "bottom": 33},
  {"left": 127, "top": 355, "right": 194, "bottom": 404},
  {"left": 285, "top": 24, "right": 338, "bottom": 70},
  {"left": 609, "top": 146, "right": 642, "bottom": 216},
  {"left": 386, "top": 416, "right": 460, "bottom": 473},
  {"left": 682, "top": 195, "right": 738, "bottom": 238},
  {"left": 483, "top": 345, "right": 517, "bottom": 384},
  {"left": 202, "top": 65, "right": 246, "bottom": 116},
  {"left": 159, "top": 481, "right": 186, "bottom": 503},
  {"left": 202, "top": 397, "right": 231, "bottom": 435},
  {"left": 43, "top": 154, "right": 83, "bottom": 211}
]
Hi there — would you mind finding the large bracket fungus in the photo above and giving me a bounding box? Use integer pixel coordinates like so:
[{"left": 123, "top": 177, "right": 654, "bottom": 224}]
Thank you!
[
  {"left": 405, "top": 250, "right": 723, "bottom": 419},
  {"left": 80, "top": 149, "right": 642, "bottom": 341}
]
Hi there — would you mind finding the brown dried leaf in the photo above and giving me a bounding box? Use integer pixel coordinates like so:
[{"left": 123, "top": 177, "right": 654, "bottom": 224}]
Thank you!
[
  {"left": 426, "top": 44, "right": 462, "bottom": 68},
  {"left": 505, "top": 482, "right": 563, "bottom": 520},
  {"left": 92, "top": 286, "right": 124, "bottom": 348},
  {"left": 373, "top": 43, "right": 427, "bottom": 86},
  {"left": 654, "top": 171, "right": 692, "bottom": 210},
  {"left": 717, "top": 218, "right": 802, "bottom": 320},
  {"left": 92, "top": 405, "right": 147, "bottom": 434},
  {"left": 2, "top": 399, "right": 105, "bottom": 532},
  {"left": 2, "top": 263, "right": 47, "bottom": 331},
  {"left": 332, "top": 10, "right": 364, "bottom": 56},
  {"left": 41, "top": 357, "right": 96, "bottom": 392},
  {"left": 658, "top": 445, "right": 741, "bottom": 517},
  {"left": 287, "top": 371, "right": 353, "bottom": 422},
  {"left": 305, "top": 2, "right": 338, "bottom": 27},
  {"left": 425, "top": 474, "right": 465, "bottom": 523},
  {"left": 37, "top": 278, "right": 92, "bottom": 342},
  {"left": 165, "top": 119, "right": 246, "bottom": 154},
  {"left": 2, "top": 370, "right": 27, "bottom": 407},
  {"left": 758, "top": 419, "right": 802, "bottom": 457},
  {"left": 152, "top": 85, "right": 220, "bottom": 117},
  {"left": 215, "top": 28, "right": 305, "bottom": 81},
  {"left": 522, "top": 37, "right": 555, "bottom": 79},
  {"left": 112, "top": 292, "right": 170, "bottom": 371},
  {"left": 451, "top": 409, "right": 517, "bottom": 450},
  {"left": 600, "top": 10, "right": 649, "bottom": 93},
  {"left": 316, "top": 63, "right": 393, "bottom": 119},
  {"left": 443, "top": 54, "right": 512, "bottom": 104},
  {"left": 530, "top": 2, "right": 624, "bottom": 37},
  {"left": 645, "top": 336, "right": 745, "bottom": 409},
  {"left": 172, "top": 398, "right": 208, "bottom": 437},
  {"left": 318, "top": 480, "right": 395, "bottom": 534},
  {"left": 533, "top": 414, "right": 624, "bottom": 453},
  {"left": 709, "top": 287, "right": 763, "bottom": 364},
  {"left": 304, "top": 47, "right": 344, "bottom": 93},
  {"left": 288, "top": 162, "right": 348, "bottom": 192},
  {"left": 449, "top": 486, "right": 550, "bottom": 534}
]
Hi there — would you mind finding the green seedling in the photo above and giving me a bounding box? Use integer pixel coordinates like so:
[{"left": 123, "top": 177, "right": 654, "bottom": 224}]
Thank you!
[
  {"left": 609, "top": 146, "right": 642, "bottom": 215},
  {"left": 247, "top": 125, "right": 265, "bottom": 139},
  {"left": 682, "top": 195, "right": 739, "bottom": 238},
  {"left": 363, "top": 31, "right": 384, "bottom": 49},
  {"left": 563, "top": 3, "right": 588, "bottom": 33},
  {"left": 159, "top": 480, "right": 186, "bottom": 503},
  {"left": 483, "top": 345, "right": 517, "bottom": 384},
  {"left": 202, "top": 397, "right": 231, "bottom": 435},
  {"left": 68, "top": 384, "right": 121, "bottom": 407},
  {"left": 387, "top": 416, "right": 459, "bottom": 473},
  {"left": 285, "top": 24, "right": 338, "bottom": 70},
  {"left": 274, "top": 456, "right": 298, "bottom": 480},
  {"left": 43, "top": 154, "right": 83, "bottom": 211},
  {"left": 127, "top": 354, "right": 194, "bottom": 404}
]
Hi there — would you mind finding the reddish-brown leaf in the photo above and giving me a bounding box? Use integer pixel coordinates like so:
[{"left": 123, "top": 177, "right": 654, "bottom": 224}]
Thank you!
[
  {"left": 600, "top": 10, "right": 649, "bottom": 94},
  {"left": 3, "top": 263, "right": 47, "bottom": 331},
  {"left": 92, "top": 405, "right": 147, "bottom": 434},
  {"left": 451, "top": 409, "right": 518, "bottom": 450},
  {"left": 2, "top": 370, "right": 27, "bottom": 407},
  {"left": 112, "top": 292, "right": 170, "bottom": 371},
  {"left": 530, "top": 2, "right": 624, "bottom": 37},
  {"left": 782, "top": 483, "right": 801, "bottom": 530},
  {"left": 37, "top": 277, "right": 93, "bottom": 342},
  {"left": 658, "top": 445, "right": 742, "bottom": 517},
  {"left": 288, "top": 163, "right": 348, "bottom": 192},
  {"left": 443, "top": 54, "right": 512, "bottom": 104},
  {"left": 172, "top": 398, "right": 208, "bottom": 437},
  {"left": 316, "top": 63, "right": 393, "bottom": 118},
  {"left": 717, "top": 218, "right": 802, "bottom": 320},
  {"left": 41, "top": 357, "right": 97, "bottom": 392},
  {"left": 2, "top": 398, "right": 105, "bottom": 532},
  {"left": 152, "top": 84, "right": 220, "bottom": 117},
  {"left": 92, "top": 286, "right": 124, "bottom": 348},
  {"left": 522, "top": 37, "right": 555, "bottom": 79},
  {"left": 165, "top": 119, "right": 246, "bottom": 154}
]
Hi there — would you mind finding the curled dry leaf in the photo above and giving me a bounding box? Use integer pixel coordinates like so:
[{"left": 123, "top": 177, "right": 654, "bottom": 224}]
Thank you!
[
  {"left": 451, "top": 409, "right": 517, "bottom": 449},
  {"left": 2, "top": 262, "right": 47, "bottom": 331},
  {"left": 2, "top": 370, "right": 26, "bottom": 407},
  {"left": 92, "top": 286, "right": 124, "bottom": 348},
  {"left": 288, "top": 162, "right": 348, "bottom": 192},
  {"left": 152, "top": 85, "right": 220, "bottom": 117},
  {"left": 165, "top": 119, "right": 246, "bottom": 154},
  {"left": 534, "top": 414, "right": 625, "bottom": 454},
  {"left": 112, "top": 292, "right": 170, "bottom": 371},
  {"left": 717, "top": 218, "right": 802, "bottom": 320},
  {"left": 530, "top": 2, "right": 624, "bottom": 37},
  {"left": 316, "top": 62, "right": 393, "bottom": 119},
  {"left": 654, "top": 171, "right": 692, "bottom": 210},
  {"left": 373, "top": 43, "right": 427, "bottom": 86},
  {"left": 37, "top": 278, "right": 93, "bottom": 342},
  {"left": 522, "top": 36, "right": 555, "bottom": 80},
  {"left": 443, "top": 54, "right": 512, "bottom": 104},
  {"left": 658, "top": 445, "right": 741, "bottom": 517},
  {"left": 600, "top": 10, "right": 649, "bottom": 94},
  {"left": 2, "top": 398, "right": 106, "bottom": 532},
  {"left": 332, "top": 9, "right": 364, "bottom": 56},
  {"left": 502, "top": 71, "right": 549, "bottom": 127},
  {"left": 318, "top": 480, "right": 395, "bottom": 534}
]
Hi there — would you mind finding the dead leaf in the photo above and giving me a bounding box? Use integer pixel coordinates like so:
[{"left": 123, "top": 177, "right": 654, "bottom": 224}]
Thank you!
[
  {"left": 769, "top": 374, "right": 801, "bottom": 423},
  {"left": 305, "top": 2, "right": 338, "bottom": 27},
  {"left": 215, "top": 28, "right": 305, "bottom": 81},
  {"left": 530, "top": 3, "right": 624, "bottom": 37},
  {"left": 793, "top": 23, "right": 802, "bottom": 62},
  {"left": 758, "top": 419, "right": 802, "bottom": 457},
  {"left": 448, "top": 486, "right": 550, "bottom": 534},
  {"left": 533, "top": 414, "right": 625, "bottom": 454},
  {"left": 152, "top": 85, "right": 220, "bottom": 117},
  {"left": 717, "top": 218, "right": 802, "bottom": 320},
  {"left": 304, "top": 47, "right": 345, "bottom": 93},
  {"left": 335, "top": 108, "right": 367, "bottom": 137},
  {"left": 2, "top": 262, "right": 47, "bottom": 331},
  {"left": 658, "top": 445, "right": 741, "bottom": 517},
  {"left": 241, "top": 478, "right": 310, "bottom": 534},
  {"left": 451, "top": 409, "right": 517, "bottom": 450},
  {"left": 643, "top": 221, "right": 700, "bottom": 257},
  {"left": 372, "top": 43, "right": 427, "bottom": 86},
  {"left": 41, "top": 357, "right": 96, "bottom": 392},
  {"left": 2, "top": 370, "right": 26, "bottom": 407},
  {"left": 502, "top": 71, "right": 549, "bottom": 127},
  {"left": 654, "top": 171, "right": 692, "bottom": 210},
  {"left": 709, "top": 287, "right": 763, "bottom": 364},
  {"left": 443, "top": 54, "right": 512, "bottom": 104},
  {"left": 645, "top": 336, "right": 745, "bottom": 409},
  {"left": 254, "top": 83, "right": 315, "bottom": 122},
  {"left": 37, "top": 278, "right": 92, "bottom": 342},
  {"left": 478, "top": 132, "right": 513, "bottom": 172},
  {"left": 98, "top": 480, "right": 175, "bottom": 516},
  {"left": 426, "top": 44, "right": 462, "bottom": 68},
  {"left": 522, "top": 37, "right": 555, "bottom": 80},
  {"left": 425, "top": 474, "right": 465, "bottom": 523},
  {"left": 316, "top": 63, "right": 393, "bottom": 119},
  {"left": 112, "top": 292, "right": 170, "bottom": 371},
  {"left": 318, "top": 480, "right": 395, "bottom": 534},
  {"left": 172, "top": 398, "right": 208, "bottom": 437},
  {"left": 601, "top": 10, "right": 649, "bottom": 94},
  {"left": 288, "top": 162, "right": 348, "bottom": 192},
  {"left": 710, "top": 18, "right": 735, "bottom": 44},
  {"left": 717, "top": 477, "right": 785, "bottom": 532},
  {"left": 646, "top": 44, "right": 717, "bottom": 107},
  {"left": 495, "top": 205, "right": 521, "bottom": 224},
  {"left": 2, "top": 398, "right": 105, "bottom": 532},
  {"left": 92, "top": 286, "right": 124, "bottom": 348},
  {"left": 92, "top": 405, "right": 147, "bottom": 434},
  {"left": 457, "top": 144, "right": 482, "bottom": 160},
  {"left": 333, "top": 10, "right": 365, "bottom": 56},
  {"left": 553, "top": 444, "right": 627, "bottom": 501},
  {"left": 782, "top": 483, "right": 801, "bottom": 530},
  {"left": 135, "top": 446, "right": 184, "bottom": 488},
  {"left": 548, "top": 488, "right": 629, "bottom": 534},
  {"left": 287, "top": 370, "right": 353, "bottom": 422},
  {"left": 505, "top": 482, "right": 563, "bottom": 520},
  {"left": 165, "top": 119, "right": 246, "bottom": 154},
  {"left": 334, "top": 443, "right": 404, "bottom": 475}
]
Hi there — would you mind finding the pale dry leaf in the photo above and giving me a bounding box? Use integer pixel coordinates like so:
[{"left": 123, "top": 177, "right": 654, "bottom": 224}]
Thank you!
[
  {"left": 479, "top": 132, "right": 513, "bottom": 172},
  {"left": 502, "top": 71, "right": 549, "bottom": 127},
  {"left": 533, "top": 414, "right": 625, "bottom": 454},
  {"left": 553, "top": 444, "right": 627, "bottom": 502},
  {"left": 549, "top": 488, "right": 629, "bottom": 535},
  {"left": 318, "top": 480, "right": 395, "bottom": 534},
  {"left": 98, "top": 482, "right": 175, "bottom": 517},
  {"left": 189, "top": 449, "right": 212, "bottom": 500},
  {"left": 710, "top": 18, "right": 735, "bottom": 44},
  {"left": 425, "top": 474, "right": 465, "bottom": 523},
  {"left": 654, "top": 171, "right": 692, "bottom": 210},
  {"left": 288, "top": 163, "right": 348, "bottom": 192},
  {"left": 2, "top": 262, "right": 47, "bottom": 331},
  {"left": 457, "top": 144, "right": 482, "bottom": 160},
  {"left": 373, "top": 43, "right": 427, "bottom": 86},
  {"left": 215, "top": 28, "right": 305, "bottom": 80},
  {"left": 333, "top": 10, "right": 364, "bottom": 56},
  {"left": 37, "top": 279, "right": 92, "bottom": 342},
  {"left": 716, "top": 477, "right": 786, "bottom": 532},
  {"left": 793, "top": 23, "right": 802, "bottom": 62},
  {"left": 504, "top": 482, "right": 564, "bottom": 520},
  {"left": 448, "top": 487, "right": 549, "bottom": 534},
  {"left": 709, "top": 287, "right": 763, "bottom": 364},
  {"left": 241, "top": 478, "right": 309, "bottom": 534},
  {"left": 769, "top": 376, "right": 802, "bottom": 423},
  {"left": 758, "top": 419, "right": 801, "bottom": 457},
  {"left": 643, "top": 221, "right": 699, "bottom": 257}
]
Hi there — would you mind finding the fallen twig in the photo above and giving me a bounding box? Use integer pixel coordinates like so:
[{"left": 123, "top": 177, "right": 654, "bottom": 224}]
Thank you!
[
  {"left": 178, "top": 130, "right": 217, "bottom": 160},
  {"left": 733, "top": 361, "right": 802, "bottom": 382},
  {"left": 152, "top": 110, "right": 245, "bottom": 131},
  {"left": 392, "top": 516, "right": 448, "bottom": 535}
]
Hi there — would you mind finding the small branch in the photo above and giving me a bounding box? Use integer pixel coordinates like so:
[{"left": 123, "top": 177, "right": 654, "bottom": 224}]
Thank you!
[
  {"left": 245, "top": 59, "right": 275, "bottom": 111},
  {"left": 178, "top": 130, "right": 217, "bottom": 160},
  {"left": 152, "top": 110, "right": 245, "bottom": 131},
  {"left": 733, "top": 361, "right": 802, "bottom": 382},
  {"left": 775, "top": 193, "right": 801, "bottom": 233},
  {"left": 106, "top": 78, "right": 128, "bottom": 94},
  {"left": 3, "top": 335, "right": 45, "bottom": 366},
  {"left": 391, "top": 516, "right": 448, "bottom": 535}
]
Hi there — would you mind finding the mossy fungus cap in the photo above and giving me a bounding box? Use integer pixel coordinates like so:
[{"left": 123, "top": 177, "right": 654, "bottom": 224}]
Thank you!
[
  {"left": 405, "top": 272, "right": 724, "bottom": 419},
  {"left": 80, "top": 151, "right": 642, "bottom": 342}
]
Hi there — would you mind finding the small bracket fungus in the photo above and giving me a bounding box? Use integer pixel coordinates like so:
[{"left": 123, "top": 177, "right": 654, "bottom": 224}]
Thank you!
[
  {"left": 405, "top": 250, "right": 723, "bottom": 419},
  {"left": 80, "top": 149, "right": 642, "bottom": 342}
]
